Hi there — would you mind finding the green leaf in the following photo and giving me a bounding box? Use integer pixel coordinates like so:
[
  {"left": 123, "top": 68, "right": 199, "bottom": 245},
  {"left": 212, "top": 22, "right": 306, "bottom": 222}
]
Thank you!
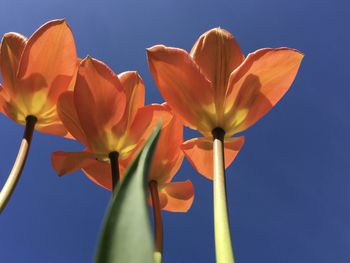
[{"left": 95, "top": 124, "right": 161, "bottom": 263}]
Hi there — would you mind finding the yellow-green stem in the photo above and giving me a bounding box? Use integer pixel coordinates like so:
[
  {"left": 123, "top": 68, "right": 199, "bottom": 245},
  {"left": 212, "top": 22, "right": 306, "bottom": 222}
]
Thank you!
[
  {"left": 0, "top": 115, "right": 37, "bottom": 213},
  {"left": 154, "top": 251, "right": 162, "bottom": 263},
  {"left": 212, "top": 127, "right": 235, "bottom": 263}
]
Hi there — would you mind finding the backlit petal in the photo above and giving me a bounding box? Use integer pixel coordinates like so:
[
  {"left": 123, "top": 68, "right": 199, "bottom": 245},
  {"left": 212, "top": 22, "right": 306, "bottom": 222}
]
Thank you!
[
  {"left": 182, "top": 136, "right": 244, "bottom": 180},
  {"left": 74, "top": 57, "right": 126, "bottom": 152},
  {"left": 51, "top": 151, "right": 96, "bottom": 176},
  {"left": 0, "top": 85, "right": 7, "bottom": 113},
  {"left": 149, "top": 191, "right": 168, "bottom": 210},
  {"left": 190, "top": 28, "right": 244, "bottom": 113},
  {"left": 57, "top": 91, "right": 87, "bottom": 145},
  {"left": 82, "top": 161, "right": 111, "bottom": 190},
  {"left": 159, "top": 180, "right": 194, "bottom": 212},
  {"left": 37, "top": 123, "right": 68, "bottom": 137},
  {"left": 147, "top": 45, "right": 216, "bottom": 134},
  {"left": 149, "top": 106, "right": 184, "bottom": 184},
  {"left": 66, "top": 58, "right": 81, "bottom": 91},
  {"left": 224, "top": 48, "right": 303, "bottom": 135},
  {"left": 17, "top": 19, "right": 77, "bottom": 102},
  {"left": 82, "top": 158, "right": 130, "bottom": 190},
  {"left": 120, "top": 104, "right": 173, "bottom": 159},
  {"left": 115, "top": 71, "right": 145, "bottom": 134},
  {"left": 0, "top": 32, "right": 27, "bottom": 94}
]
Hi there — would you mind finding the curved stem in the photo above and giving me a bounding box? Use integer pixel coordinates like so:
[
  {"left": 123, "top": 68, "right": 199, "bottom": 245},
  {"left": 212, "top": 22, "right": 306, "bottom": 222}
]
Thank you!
[
  {"left": 149, "top": 180, "right": 163, "bottom": 262},
  {"left": 212, "top": 127, "right": 235, "bottom": 263},
  {"left": 0, "top": 115, "right": 37, "bottom": 213},
  {"left": 108, "top": 151, "right": 119, "bottom": 193}
]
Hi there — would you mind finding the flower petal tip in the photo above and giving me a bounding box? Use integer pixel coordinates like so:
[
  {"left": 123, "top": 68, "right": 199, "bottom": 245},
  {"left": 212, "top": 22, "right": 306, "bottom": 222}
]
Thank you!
[
  {"left": 1, "top": 32, "right": 27, "bottom": 45},
  {"left": 41, "top": 19, "right": 69, "bottom": 29},
  {"left": 146, "top": 45, "right": 161, "bottom": 52},
  {"left": 237, "top": 136, "right": 245, "bottom": 145},
  {"left": 207, "top": 27, "right": 231, "bottom": 36},
  {"left": 146, "top": 45, "right": 168, "bottom": 57},
  {"left": 118, "top": 70, "right": 140, "bottom": 79},
  {"left": 82, "top": 55, "right": 93, "bottom": 63}
]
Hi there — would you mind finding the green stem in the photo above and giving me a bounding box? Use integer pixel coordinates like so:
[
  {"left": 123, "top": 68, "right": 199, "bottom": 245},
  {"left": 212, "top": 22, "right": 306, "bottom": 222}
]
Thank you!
[
  {"left": 108, "top": 151, "right": 120, "bottom": 194},
  {"left": 0, "top": 115, "right": 37, "bottom": 213},
  {"left": 212, "top": 127, "right": 235, "bottom": 263},
  {"left": 149, "top": 180, "right": 163, "bottom": 263}
]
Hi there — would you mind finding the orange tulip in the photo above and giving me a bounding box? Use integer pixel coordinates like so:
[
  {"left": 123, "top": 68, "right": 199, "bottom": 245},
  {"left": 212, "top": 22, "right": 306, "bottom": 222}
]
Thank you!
[
  {"left": 147, "top": 28, "right": 303, "bottom": 263},
  {"left": 73, "top": 102, "right": 194, "bottom": 256},
  {"left": 146, "top": 104, "right": 194, "bottom": 255},
  {"left": 0, "top": 19, "right": 78, "bottom": 212},
  {"left": 147, "top": 104, "right": 194, "bottom": 213},
  {"left": 0, "top": 19, "right": 78, "bottom": 136},
  {"left": 53, "top": 81, "right": 194, "bottom": 209},
  {"left": 50, "top": 60, "right": 194, "bottom": 255},
  {"left": 147, "top": 28, "right": 303, "bottom": 179},
  {"left": 83, "top": 104, "right": 194, "bottom": 211},
  {"left": 52, "top": 56, "right": 145, "bottom": 185},
  {"left": 51, "top": 57, "right": 194, "bottom": 210}
]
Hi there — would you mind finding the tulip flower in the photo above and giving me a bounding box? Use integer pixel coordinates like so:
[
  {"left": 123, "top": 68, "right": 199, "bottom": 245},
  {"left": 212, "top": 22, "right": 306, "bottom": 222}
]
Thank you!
[
  {"left": 51, "top": 57, "right": 192, "bottom": 201},
  {"left": 51, "top": 56, "right": 146, "bottom": 188},
  {"left": 51, "top": 57, "right": 194, "bottom": 260},
  {"left": 0, "top": 19, "right": 78, "bottom": 212},
  {"left": 78, "top": 104, "right": 194, "bottom": 259},
  {"left": 147, "top": 104, "right": 194, "bottom": 261},
  {"left": 147, "top": 28, "right": 303, "bottom": 263}
]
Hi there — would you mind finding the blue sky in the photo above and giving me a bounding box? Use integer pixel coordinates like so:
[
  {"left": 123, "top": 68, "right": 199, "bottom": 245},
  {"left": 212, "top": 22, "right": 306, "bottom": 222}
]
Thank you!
[{"left": 0, "top": 0, "right": 349, "bottom": 262}]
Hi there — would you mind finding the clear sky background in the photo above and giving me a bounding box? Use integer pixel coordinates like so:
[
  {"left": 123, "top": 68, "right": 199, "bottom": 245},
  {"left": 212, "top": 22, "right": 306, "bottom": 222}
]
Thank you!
[{"left": 0, "top": 0, "right": 349, "bottom": 262}]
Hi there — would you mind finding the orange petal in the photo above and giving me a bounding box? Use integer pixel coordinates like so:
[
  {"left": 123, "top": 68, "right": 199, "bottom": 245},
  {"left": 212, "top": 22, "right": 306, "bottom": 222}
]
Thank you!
[
  {"left": 0, "top": 96, "right": 24, "bottom": 123},
  {"left": 0, "top": 32, "right": 27, "bottom": 94},
  {"left": 190, "top": 28, "right": 244, "bottom": 108},
  {"left": 148, "top": 191, "right": 168, "bottom": 209},
  {"left": 130, "top": 104, "right": 173, "bottom": 133},
  {"left": 51, "top": 151, "right": 96, "bottom": 176},
  {"left": 224, "top": 48, "right": 304, "bottom": 135},
  {"left": 74, "top": 57, "right": 126, "bottom": 149},
  {"left": 0, "top": 85, "right": 6, "bottom": 113},
  {"left": 17, "top": 19, "right": 77, "bottom": 102},
  {"left": 66, "top": 58, "right": 81, "bottom": 91},
  {"left": 126, "top": 103, "right": 173, "bottom": 149},
  {"left": 57, "top": 91, "right": 87, "bottom": 145},
  {"left": 111, "top": 104, "right": 173, "bottom": 161},
  {"left": 115, "top": 71, "right": 145, "bottom": 134},
  {"left": 82, "top": 161, "right": 112, "bottom": 190},
  {"left": 159, "top": 180, "right": 194, "bottom": 212},
  {"left": 182, "top": 136, "right": 244, "bottom": 180},
  {"left": 148, "top": 106, "right": 184, "bottom": 184},
  {"left": 147, "top": 45, "right": 216, "bottom": 134},
  {"left": 82, "top": 158, "right": 130, "bottom": 190},
  {"left": 37, "top": 123, "right": 68, "bottom": 137}
]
